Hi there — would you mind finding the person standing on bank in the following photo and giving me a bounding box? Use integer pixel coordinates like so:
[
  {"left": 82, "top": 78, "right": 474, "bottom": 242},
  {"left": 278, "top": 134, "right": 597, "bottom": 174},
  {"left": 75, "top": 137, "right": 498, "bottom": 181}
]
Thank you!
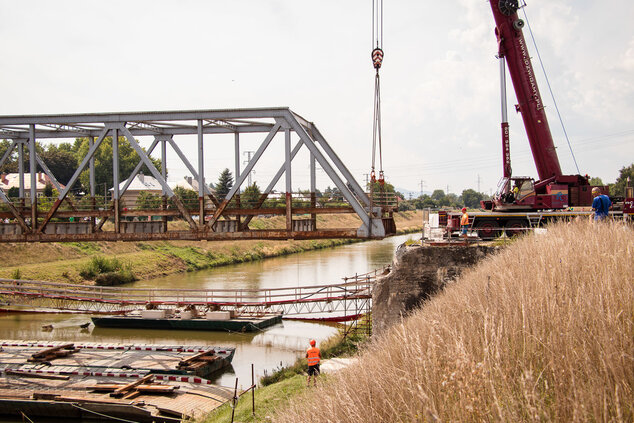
[
  {"left": 306, "top": 339, "right": 321, "bottom": 387},
  {"left": 591, "top": 187, "right": 612, "bottom": 221},
  {"left": 460, "top": 207, "right": 469, "bottom": 238}
]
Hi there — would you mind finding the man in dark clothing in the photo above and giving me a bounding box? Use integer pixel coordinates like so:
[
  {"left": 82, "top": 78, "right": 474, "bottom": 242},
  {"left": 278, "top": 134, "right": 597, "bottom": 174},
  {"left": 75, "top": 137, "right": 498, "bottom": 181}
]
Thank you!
[{"left": 591, "top": 187, "right": 612, "bottom": 221}]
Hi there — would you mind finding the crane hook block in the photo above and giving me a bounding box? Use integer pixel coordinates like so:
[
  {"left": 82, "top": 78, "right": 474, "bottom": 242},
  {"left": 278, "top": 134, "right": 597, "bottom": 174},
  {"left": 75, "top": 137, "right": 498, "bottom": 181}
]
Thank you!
[{"left": 372, "top": 48, "right": 384, "bottom": 69}]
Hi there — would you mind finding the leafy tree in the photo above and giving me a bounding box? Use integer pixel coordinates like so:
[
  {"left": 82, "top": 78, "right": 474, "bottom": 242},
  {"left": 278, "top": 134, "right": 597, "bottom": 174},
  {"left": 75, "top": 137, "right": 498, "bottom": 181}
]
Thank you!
[
  {"left": 445, "top": 193, "right": 459, "bottom": 207},
  {"left": 74, "top": 136, "right": 162, "bottom": 195},
  {"left": 0, "top": 140, "right": 79, "bottom": 185},
  {"left": 398, "top": 201, "right": 415, "bottom": 211},
  {"left": 461, "top": 189, "right": 484, "bottom": 209},
  {"left": 172, "top": 186, "right": 198, "bottom": 208},
  {"left": 0, "top": 140, "right": 51, "bottom": 174},
  {"left": 215, "top": 168, "right": 234, "bottom": 199},
  {"left": 0, "top": 140, "right": 18, "bottom": 173},
  {"left": 609, "top": 163, "right": 633, "bottom": 197},
  {"left": 431, "top": 189, "right": 445, "bottom": 202},
  {"left": 242, "top": 183, "right": 262, "bottom": 208},
  {"left": 40, "top": 144, "right": 78, "bottom": 185},
  {"left": 43, "top": 183, "right": 54, "bottom": 198},
  {"left": 136, "top": 190, "right": 161, "bottom": 209},
  {"left": 7, "top": 187, "right": 19, "bottom": 198},
  {"left": 589, "top": 177, "right": 604, "bottom": 186},
  {"left": 421, "top": 196, "right": 437, "bottom": 208}
]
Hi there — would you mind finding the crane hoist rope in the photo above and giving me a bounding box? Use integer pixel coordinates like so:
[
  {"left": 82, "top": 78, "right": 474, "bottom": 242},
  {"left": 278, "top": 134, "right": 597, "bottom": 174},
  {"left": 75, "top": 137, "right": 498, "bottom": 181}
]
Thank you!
[
  {"left": 520, "top": 6, "right": 580, "bottom": 174},
  {"left": 370, "top": 0, "right": 385, "bottom": 187}
]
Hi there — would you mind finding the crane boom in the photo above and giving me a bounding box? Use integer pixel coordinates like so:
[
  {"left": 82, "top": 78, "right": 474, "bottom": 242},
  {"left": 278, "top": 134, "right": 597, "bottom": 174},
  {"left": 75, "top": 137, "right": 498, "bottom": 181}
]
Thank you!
[{"left": 489, "top": 0, "right": 562, "bottom": 180}]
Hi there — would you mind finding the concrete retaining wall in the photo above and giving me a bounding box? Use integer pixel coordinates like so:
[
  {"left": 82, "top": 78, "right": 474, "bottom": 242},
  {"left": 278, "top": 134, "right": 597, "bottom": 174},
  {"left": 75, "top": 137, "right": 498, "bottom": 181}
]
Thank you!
[{"left": 372, "top": 243, "right": 498, "bottom": 335}]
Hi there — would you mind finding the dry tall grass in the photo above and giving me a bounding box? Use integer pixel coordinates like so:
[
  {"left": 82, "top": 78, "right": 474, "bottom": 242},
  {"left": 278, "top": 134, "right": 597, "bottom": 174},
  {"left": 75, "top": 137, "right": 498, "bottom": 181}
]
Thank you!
[{"left": 273, "top": 221, "right": 633, "bottom": 422}]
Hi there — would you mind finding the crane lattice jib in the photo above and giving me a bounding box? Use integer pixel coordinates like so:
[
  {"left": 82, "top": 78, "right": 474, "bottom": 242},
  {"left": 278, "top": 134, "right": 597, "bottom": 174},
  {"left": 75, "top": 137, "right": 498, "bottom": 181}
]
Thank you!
[{"left": 490, "top": 0, "right": 562, "bottom": 180}]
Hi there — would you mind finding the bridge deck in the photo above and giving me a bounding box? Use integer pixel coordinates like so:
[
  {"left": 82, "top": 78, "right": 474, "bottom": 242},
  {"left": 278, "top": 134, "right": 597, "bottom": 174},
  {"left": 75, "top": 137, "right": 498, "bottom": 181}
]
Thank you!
[{"left": 0, "top": 267, "right": 385, "bottom": 320}]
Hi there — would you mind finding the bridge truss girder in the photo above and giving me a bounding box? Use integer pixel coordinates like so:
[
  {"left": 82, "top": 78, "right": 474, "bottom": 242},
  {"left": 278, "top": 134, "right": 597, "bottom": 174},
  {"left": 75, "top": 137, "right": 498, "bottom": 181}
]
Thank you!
[
  {"left": 0, "top": 108, "right": 395, "bottom": 242},
  {"left": 0, "top": 291, "right": 372, "bottom": 320}
]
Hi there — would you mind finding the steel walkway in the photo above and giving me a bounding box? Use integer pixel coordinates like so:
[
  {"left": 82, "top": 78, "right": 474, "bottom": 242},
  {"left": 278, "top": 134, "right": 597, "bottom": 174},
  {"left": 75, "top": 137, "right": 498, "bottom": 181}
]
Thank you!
[{"left": 0, "top": 268, "right": 386, "bottom": 322}]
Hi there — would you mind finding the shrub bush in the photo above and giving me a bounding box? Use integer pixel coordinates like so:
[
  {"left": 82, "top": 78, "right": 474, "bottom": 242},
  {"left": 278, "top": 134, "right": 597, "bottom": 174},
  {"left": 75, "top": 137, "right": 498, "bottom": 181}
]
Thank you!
[{"left": 79, "top": 256, "right": 137, "bottom": 285}]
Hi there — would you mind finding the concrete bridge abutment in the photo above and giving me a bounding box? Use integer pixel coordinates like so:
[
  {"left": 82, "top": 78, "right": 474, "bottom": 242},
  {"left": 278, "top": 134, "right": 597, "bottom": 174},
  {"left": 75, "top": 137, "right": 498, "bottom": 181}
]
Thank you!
[{"left": 372, "top": 243, "right": 499, "bottom": 335}]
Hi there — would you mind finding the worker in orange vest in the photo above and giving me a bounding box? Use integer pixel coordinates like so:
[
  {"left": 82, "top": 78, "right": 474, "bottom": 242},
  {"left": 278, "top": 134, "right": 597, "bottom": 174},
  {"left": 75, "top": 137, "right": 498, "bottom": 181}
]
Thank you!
[
  {"left": 460, "top": 207, "right": 469, "bottom": 238},
  {"left": 305, "top": 339, "right": 321, "bottom": 387}
]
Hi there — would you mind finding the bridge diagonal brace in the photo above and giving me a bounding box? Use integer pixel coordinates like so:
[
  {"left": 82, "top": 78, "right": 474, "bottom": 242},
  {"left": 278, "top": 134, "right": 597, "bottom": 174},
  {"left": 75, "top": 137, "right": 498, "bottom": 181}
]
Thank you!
[
  {"left": 284, "top": 112, "right": 380, "bottom": 236},
  {"left": 35, "top": 154, "right": 78, "bottom": 212},
  {"left": 167, "top": 137, "right": 220, "bottom": 207},
  {"left": 37, "top": 126, "right": 110, "bottom": 234},
  {"left": 0, "top": 139, "right": 17, "bottom": 169},
  {"left": 241, "top": 139, "right": 303, "bottom": 228},
  {"left": 119, "top": 136, "right": 160, "bottom": 198},
  {"left": 118, "top": 125, "right": 198, "bottom": 231},
  {"left": 309, "top": 123, "right": 370, "bottom": 207},
  {"left": 0, "top": 189, "right": 29, "bottom": 232},
  {"left": 94, "top": 212, "right": 110, "bottom": 232},
  {"left": 206, "top": 123, "right": 281, "bottom": 230}
]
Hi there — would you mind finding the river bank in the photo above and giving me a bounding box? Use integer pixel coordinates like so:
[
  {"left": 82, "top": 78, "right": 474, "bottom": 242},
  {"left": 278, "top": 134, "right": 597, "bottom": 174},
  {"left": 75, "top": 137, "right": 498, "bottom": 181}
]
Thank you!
[{"left": 0, "top": 211, "right": 422, "bottom": 284}]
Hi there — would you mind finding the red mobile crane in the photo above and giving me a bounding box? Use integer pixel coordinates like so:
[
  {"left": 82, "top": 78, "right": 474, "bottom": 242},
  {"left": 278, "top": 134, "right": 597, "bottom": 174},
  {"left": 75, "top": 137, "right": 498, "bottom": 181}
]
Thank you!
[
  {"left": 441, "top": 0, "right": 633, "bottom": 238},
  {"left": 484, "top": 0, "right": 594, "bottom": 212}
]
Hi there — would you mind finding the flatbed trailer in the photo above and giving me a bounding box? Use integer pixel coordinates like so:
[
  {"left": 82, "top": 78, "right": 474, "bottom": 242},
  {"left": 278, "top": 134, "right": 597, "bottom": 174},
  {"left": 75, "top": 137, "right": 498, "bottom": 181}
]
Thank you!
[{"left": 440, "top": 209, "right": 631, "bottom": 240}]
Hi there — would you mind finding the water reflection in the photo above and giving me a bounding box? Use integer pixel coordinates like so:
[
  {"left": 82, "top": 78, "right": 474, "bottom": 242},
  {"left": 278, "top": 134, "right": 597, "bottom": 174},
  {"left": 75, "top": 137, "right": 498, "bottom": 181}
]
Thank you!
[{"left": 0, "top": 234, "right": 412, "bottom": 388}]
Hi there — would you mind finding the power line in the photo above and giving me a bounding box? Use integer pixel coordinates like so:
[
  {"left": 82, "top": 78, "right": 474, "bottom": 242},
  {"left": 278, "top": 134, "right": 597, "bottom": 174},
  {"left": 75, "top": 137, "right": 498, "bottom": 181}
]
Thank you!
[{"left": 243, "top": 151, "right": 255, "bottom": 186}]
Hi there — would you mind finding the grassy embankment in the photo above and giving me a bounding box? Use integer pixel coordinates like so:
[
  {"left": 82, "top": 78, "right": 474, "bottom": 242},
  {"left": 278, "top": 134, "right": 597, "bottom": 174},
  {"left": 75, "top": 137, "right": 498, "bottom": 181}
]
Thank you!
[
  {"left": 199, "top": 330, "right": 367, "bottom": 423},
  {"left": 0, "top": 211, "right": 422, "bottom": 283},
  {"left": 202, "top": 220, "right": 632, "bottom": 422}
]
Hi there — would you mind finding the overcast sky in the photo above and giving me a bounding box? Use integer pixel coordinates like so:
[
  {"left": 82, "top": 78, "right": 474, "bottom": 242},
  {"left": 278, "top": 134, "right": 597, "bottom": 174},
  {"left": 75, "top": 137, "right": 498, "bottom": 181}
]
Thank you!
[{"left": 1, "top": 0, "right": 632, "bottom": 196}]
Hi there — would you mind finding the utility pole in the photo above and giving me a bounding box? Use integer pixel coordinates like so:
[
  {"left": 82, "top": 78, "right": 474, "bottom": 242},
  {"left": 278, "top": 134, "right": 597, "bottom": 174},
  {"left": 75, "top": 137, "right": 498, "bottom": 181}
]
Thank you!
[
  {"left": 446, "top": 184, "right": 449, "bottom": 195},
  {"left": 243, "top": 151, "right": 255, "bottom": 186},
  {"left": 477, "top": 174, "right": 481, "bottom": 193},
  {"left": 419, "top": 179, "right": 424, "bottom": 197},
  {"left": 364, "top": 173, "right": 370, "bottom": 190}
]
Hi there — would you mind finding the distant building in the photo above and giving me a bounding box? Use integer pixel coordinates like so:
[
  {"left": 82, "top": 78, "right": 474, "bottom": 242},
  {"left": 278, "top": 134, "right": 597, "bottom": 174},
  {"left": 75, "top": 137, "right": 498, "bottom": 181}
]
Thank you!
[
  {"left": 111, "top": 173, "right": 163, "bottom": 208},
  {"left": 169, "top": 176, "right": 199, "bottom": 192},
  {"left": 0, "top": 172, "right": 64, "bottom": 197},
  {"left": 169, "top": 176, "right": 216, "bottom": 195}
]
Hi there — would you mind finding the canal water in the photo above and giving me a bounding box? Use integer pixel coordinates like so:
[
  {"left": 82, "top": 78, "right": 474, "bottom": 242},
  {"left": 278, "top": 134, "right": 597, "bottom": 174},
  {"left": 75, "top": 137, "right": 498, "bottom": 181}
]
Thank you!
[{"left": 0, "top": 233, "right": 415, "bottom": 390}]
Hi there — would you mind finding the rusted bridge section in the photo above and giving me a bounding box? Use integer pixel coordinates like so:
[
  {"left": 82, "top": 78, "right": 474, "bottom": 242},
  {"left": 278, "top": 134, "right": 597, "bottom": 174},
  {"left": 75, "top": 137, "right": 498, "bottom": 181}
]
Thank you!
[
  {"left": 0, "top": 108, "right": 396, "bottom": 242},
  {"left": 0, "top": 268, "right": 385, "bottom": 321}
]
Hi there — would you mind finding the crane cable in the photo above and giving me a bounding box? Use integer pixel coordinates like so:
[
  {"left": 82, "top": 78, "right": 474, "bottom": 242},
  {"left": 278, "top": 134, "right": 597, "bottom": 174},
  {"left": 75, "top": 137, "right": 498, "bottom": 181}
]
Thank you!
[
  {"left": 371, "top": 0, "right": 385, "bottom": 187},
  {"left": 520, "top": 6, "right": 580, "bottom": 174}
]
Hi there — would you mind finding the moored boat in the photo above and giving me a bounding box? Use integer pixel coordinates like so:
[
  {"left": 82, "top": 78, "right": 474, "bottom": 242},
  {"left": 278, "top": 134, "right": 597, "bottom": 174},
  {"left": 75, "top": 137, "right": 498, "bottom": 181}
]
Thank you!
[
  {"left": 0, "top": 371, "right": 233, "bottom": 422},
  {"left": 0, "top": 340, "right": 235, "bottom": 379},
  {"left": 91, "top": 309, "right": 283, "bottom": 332}
]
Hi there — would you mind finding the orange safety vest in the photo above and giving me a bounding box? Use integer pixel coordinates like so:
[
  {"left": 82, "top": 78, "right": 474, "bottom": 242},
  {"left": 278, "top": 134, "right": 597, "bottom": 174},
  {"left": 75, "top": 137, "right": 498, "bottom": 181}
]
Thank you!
[
  {"left": 306, "top": 347, "right": 320, "bottom": 366},
  {"left": 460, "top": 213, "right": 469, "bottom": 226}
]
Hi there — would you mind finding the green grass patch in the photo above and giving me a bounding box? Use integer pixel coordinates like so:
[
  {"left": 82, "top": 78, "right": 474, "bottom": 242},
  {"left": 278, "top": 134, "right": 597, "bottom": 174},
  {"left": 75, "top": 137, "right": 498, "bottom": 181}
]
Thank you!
[
  {"left": 67, "top": 242, "right": 102, "bottom": 255},
  {"left": 79, "top": 256, "right": 138, "bottom": 286},
  {"left": 143, "top": 242, "right": 210, "bottom": 271},
  {"left": 403, "top": 237, "right": 419, "bottom": 246},
  {"left": 260, "top": 327, "right": 367, "bottom": 386},
  {"left": 199, "top": 328, "right": 368, "bottom": 422},
  {"left": 199, "top": 374, "right": 309, "bottom": 423}
]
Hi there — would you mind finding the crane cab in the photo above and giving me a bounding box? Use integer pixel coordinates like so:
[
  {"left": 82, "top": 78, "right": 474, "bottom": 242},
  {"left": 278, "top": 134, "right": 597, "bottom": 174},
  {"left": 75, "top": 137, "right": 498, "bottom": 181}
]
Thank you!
[
  {"left": 482, "top": 176, "right": 570, "bottom": 212},
  {"left": 481, "top": 177, "right": 537, "bottom": 211}
]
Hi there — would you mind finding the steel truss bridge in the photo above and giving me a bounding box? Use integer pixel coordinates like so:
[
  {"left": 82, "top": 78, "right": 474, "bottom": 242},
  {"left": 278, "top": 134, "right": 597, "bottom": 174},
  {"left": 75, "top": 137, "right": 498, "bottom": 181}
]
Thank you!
[
  {"left": 0, "top": 108, "right": 396, "bottom": 242},
  {"left": 0, "top": 268, "right": 385, "bottom": 322}
]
